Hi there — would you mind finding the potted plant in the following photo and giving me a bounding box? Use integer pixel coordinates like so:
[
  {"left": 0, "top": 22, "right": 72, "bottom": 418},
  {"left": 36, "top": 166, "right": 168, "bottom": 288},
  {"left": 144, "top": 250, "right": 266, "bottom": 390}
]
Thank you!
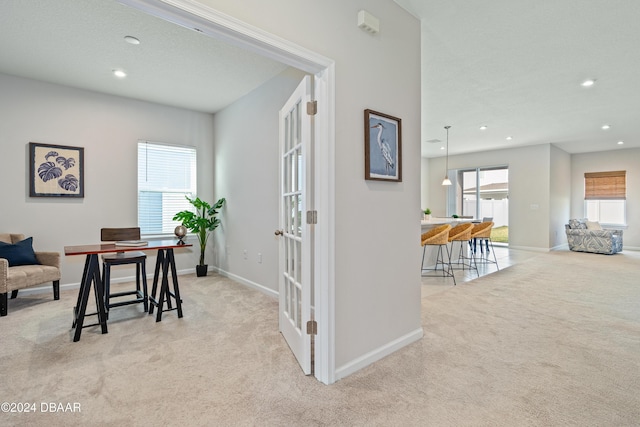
[
  {"left": 423, "top": 208, "right": 432, "bottom": 220},
  {"left": 173, "top": 196, "right": 226, "bottom": 277}
]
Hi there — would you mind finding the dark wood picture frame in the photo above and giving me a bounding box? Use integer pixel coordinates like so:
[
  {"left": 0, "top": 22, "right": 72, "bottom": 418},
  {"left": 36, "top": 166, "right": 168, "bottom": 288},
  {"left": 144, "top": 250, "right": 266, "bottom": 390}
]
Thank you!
[
  {"left": 29, "top": 142, "right": 84, "bottom": 198},
  {"left": 364, "top": 109, "right": 402, "bottom": 182}
]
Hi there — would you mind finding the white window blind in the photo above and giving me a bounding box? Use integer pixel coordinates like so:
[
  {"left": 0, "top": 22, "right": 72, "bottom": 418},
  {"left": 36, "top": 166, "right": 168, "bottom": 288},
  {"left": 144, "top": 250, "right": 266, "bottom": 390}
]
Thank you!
[{"left": 137, "top": 141, "right": 197, "bottom": 235}]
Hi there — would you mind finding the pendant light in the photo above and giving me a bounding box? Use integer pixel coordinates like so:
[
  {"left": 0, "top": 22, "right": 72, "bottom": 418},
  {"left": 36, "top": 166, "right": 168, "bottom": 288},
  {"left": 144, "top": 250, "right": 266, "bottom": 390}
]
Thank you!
[{"left": 442, "top": 125, "right": 452, "bottom": 186}]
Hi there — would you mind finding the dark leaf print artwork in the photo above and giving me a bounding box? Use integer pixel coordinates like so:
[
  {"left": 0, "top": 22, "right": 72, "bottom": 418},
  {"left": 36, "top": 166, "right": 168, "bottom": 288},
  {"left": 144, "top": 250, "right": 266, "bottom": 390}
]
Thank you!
[
  {"left": 37, "top": 161, "right": 63, "bottom": 182},
  {"left": 29, "top": 142, "right": 83, "bottom": 197},
  {"left": 37, "top": 151, "right": 78, "bottom": 191},
  {"left": 58, "top": 174, "right": 79, "bottom": 191},
  {"left": 56, "top": 156, "right": 75, "bottom": 169}
]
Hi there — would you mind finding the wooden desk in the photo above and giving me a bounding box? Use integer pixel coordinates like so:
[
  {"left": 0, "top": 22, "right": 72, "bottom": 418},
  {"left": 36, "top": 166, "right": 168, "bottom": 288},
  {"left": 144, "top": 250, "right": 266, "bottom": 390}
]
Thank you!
[{"left": 64, "top": 240, "right": 192, "bottom": 342}]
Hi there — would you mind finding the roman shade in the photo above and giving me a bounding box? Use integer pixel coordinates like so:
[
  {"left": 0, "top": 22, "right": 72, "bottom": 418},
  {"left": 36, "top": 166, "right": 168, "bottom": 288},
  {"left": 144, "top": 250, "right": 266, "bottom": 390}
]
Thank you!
[{"left": 584, "top": 171, "right": 626, "bottom": 200}]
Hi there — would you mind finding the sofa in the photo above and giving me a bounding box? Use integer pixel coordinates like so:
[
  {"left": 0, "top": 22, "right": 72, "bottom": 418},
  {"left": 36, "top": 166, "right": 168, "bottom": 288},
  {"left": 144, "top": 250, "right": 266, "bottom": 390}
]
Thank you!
[
  {"left": 565, "top": 219, "right": 623, "bottom": 255},
  {"left": 0, "top": 233, "right": 61, "bottom": 316}
]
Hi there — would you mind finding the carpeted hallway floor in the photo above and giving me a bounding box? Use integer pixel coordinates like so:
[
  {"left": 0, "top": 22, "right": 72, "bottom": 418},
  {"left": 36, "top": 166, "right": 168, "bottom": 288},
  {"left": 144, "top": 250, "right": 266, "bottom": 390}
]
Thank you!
[{"left": 1, "top": 249, "right": 639, "bottom": 426}]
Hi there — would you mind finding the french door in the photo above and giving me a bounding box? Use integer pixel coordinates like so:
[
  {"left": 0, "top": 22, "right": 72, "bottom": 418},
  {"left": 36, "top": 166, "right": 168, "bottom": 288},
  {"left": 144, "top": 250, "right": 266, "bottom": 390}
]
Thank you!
[{"left": 277, "top": 75, "right": 314, "bottom": 374}]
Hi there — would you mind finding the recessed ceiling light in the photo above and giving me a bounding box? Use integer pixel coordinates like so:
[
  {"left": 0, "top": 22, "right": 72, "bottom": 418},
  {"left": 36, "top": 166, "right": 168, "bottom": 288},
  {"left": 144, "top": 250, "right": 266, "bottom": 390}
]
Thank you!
[
  {"left": 124, "top": 36, "right": 140, "bottom": 45},
  {"left": 506, "top": 136, "right": 513, "bottom": 140},
  {"left": 479, "top": 125, "right": 487, "bottom": 130},
  {"left": 581, "top": 79, "right": 596, "bottom": 87},
  {"left": 617, "top": 141, "right": 624, "bottom": 145},
  {"left": 113, "top": 69, "right": 127, "bottom": 78},
  {"left": 440, "top": 146, "right": 445, "bottom": 150},
  {"left": 601, "top": 124, "right": 611, "bottom": 130}
]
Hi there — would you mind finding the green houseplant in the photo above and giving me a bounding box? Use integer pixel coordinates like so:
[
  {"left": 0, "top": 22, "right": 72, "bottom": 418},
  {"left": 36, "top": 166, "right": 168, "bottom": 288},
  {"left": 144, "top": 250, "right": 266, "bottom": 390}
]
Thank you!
[
  {"left": 173, "top": 196, "right": 226, "bottom": 277},
  {"left": 423, "top": 208, "right": 432, "bottom": 220}
]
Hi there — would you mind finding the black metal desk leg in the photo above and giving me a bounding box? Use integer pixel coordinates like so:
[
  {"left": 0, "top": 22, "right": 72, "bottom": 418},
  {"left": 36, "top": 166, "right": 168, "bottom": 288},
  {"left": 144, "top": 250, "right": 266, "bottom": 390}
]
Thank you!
[
  {"left": 148, "top": 248, "right": 183, "bottom": 322},
  {"left": 148, "top": 249, "right": 165, "bottom": 316},
  {"left": 167, "top": 249, "right": 183, "bottom": 318},
  {"left": 73, "top": 255, "right": 91, "bottom": 328},
  {"left": 73, "top": 254, "right": 108, "bottom": 342},
  {"left": 92, "top": 258, "right": 108, "bottom": 335},
  {"left": 155, "top": 249, "right": 171, "bottom": 322}
]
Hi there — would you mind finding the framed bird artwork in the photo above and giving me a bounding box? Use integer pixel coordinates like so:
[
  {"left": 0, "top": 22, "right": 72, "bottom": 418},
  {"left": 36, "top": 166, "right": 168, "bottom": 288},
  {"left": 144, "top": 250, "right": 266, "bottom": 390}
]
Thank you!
[{"left": 364, "top": 109, "right": 402, "bottom": 182}]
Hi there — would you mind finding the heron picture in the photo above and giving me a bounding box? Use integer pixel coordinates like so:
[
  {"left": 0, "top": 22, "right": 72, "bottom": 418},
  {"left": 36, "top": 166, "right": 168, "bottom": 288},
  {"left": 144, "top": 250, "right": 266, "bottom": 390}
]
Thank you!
[{"left": 364, "top": 109, "right": 402, "bottom": 182}]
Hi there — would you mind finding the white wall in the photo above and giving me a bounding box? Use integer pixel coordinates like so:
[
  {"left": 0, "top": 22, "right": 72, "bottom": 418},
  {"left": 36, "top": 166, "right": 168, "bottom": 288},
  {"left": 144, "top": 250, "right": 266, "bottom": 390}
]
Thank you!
[
  {"left": 424, "top": 144, "right": 640, "bottom": 251},
  {"left": 0, "top": 73, "right": 216, "bottom": 284},
  {"left": 549, "top": 145, "right": 571, "bottom": 249},
  {"left": 212, "top": 68, "right": 306, "bottom": 295},
  {"left": 420, "top": 156, "right": 429, "bottom": 216},
  {"left": 195, "top": 0, "right": 422, "bottom": 375},
  {"left": 426, "top": 144, "right": 552, "bottom": 250},
  {"left": 571, "top": 148, "right": 640, "bottom": 250}
]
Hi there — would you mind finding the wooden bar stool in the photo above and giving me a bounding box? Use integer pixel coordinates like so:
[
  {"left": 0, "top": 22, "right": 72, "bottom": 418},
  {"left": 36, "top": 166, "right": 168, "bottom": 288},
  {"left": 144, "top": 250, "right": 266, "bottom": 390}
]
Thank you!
[
  {"left": 471, "top": 221, "right": 499, "bottom": 270},
  {"left": 448, "top": 223, "right": 479, "bottom": 277},
  {"left": 101, "top": 227, "right": 148, "bottom": 317},
  {"left": 421, "top": 224, "right": 456, "bottom": 285}
]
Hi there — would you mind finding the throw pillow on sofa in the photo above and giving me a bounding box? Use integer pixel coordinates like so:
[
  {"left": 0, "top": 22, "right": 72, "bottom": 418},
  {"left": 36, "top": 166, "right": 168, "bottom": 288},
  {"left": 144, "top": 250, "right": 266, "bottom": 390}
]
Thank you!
[
  {"left": 585, "top": 221, "right": 603, "bottom": 230},
  {"left": 568, "top": 219, "right": 588, "bottom": 229},
  {"left": 0, "top": 236, "right": 40, "bottom": 266}
]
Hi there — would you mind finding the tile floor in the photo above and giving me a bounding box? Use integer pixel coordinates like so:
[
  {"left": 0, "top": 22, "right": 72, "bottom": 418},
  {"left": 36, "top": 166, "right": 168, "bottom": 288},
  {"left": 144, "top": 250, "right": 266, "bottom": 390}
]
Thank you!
[{"left": 420, "top": 244, "right": 539, "bottom": 294}]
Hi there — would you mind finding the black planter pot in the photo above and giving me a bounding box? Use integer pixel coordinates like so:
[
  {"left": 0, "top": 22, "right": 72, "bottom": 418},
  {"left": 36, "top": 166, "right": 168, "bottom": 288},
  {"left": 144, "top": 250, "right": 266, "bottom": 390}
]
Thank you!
[{"left": 196, "top": 265, "right": 208, "bottom": 277}]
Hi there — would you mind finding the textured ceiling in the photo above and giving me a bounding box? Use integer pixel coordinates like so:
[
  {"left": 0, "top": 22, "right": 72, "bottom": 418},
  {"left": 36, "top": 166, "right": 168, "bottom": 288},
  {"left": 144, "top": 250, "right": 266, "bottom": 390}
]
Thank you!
[
  {"left": 394, "top": 0, "right": 640, "bottom": 157},
  {"left": 0, "top": 0, "right": 288, "bottom": 114}
]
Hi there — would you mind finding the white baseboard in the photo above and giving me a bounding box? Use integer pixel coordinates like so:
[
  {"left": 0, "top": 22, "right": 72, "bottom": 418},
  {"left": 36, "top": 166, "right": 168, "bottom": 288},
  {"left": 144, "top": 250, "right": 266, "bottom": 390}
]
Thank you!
[
  {"left": 15, "top": 267, "right": 279, "bottom": 301},
  {"left": 508, "top": 245, "right": 550, "bottom": 252},
  {"left": 211, "top": 267, "right": 278, "bottom": 299},
  {"left": 14, "top": 268, "right": 195, "bottom": 296},
  {"left": 551, "top": 243, "right": 569, "bottom": 251},
  {"left": 334, "top": 327, "right": 424, "bottom": 381}
]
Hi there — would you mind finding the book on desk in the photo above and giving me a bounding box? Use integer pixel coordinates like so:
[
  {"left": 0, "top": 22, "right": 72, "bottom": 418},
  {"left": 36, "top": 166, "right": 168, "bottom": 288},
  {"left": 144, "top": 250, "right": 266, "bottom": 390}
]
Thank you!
[{"left": 115, "top": 240, "right": 148, "bottom": 247}]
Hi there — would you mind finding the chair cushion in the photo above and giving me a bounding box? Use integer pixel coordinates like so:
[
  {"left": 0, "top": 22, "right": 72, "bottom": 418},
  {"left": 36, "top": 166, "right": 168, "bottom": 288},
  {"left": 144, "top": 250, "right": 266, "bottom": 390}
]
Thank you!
[{"left": 0, "top": 237, "right": 40, "bottom": 267}]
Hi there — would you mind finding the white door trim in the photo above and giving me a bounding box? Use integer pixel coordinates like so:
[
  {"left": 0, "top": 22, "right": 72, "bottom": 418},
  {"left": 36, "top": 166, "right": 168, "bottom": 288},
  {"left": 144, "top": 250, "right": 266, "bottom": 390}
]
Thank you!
[{"left": 119, "top": 0, "right": 336, "bottom": 384}]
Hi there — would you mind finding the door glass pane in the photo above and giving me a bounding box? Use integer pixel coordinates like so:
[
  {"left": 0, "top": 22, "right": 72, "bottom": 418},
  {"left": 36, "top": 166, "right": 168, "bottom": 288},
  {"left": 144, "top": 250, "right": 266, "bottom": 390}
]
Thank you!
[
  {"left": 284, "top": 154, "right": 291, "bottom": 195},
  {"left": 296, "top": 239, "right": 302, "bottom": 283},
  {"left": 296, "top": 285, "right": 302, "bottom": 330},
  {"left": 461, "top": 170, "right": 477, "bottom": 217}
]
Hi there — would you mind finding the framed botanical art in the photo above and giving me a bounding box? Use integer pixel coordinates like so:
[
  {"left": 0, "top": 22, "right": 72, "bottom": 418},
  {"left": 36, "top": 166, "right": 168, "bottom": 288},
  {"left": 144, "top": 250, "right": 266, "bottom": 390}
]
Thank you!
[
  {"left": 29, "top": 142, "right": 84, "bottom": 198},
  {"left": 364, "top": 109, "right": 402, "bottom": 182}
]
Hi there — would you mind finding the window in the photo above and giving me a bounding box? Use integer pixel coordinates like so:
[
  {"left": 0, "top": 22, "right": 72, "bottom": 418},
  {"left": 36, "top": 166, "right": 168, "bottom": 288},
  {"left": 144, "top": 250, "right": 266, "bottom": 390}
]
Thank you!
[
  {"left": 137, "top": 141, "right": 197, "bottom": 235},
  {"left": 445, "top": 166, "right": 510, "bottom": 244},
  {"left": 584, "top": 171, "right": 626, "bottom": 225}
]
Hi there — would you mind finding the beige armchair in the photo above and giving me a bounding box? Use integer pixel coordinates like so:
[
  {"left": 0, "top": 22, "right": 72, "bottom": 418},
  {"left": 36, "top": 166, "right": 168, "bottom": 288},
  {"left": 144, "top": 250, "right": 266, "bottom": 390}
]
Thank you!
[{"left": 0, "top": 233, "right": 61, "bottom": 316}]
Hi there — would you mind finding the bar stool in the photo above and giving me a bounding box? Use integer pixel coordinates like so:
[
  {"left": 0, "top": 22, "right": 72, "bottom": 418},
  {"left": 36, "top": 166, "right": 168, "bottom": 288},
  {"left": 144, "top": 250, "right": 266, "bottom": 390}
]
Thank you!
[
  {"left": 471, "top": 221, "right": 499, "bottom": 270},
  {"left": 448, "top": 223, "right": 479, "bottom": 277},
  {"left": 101, "top": 227, "right": 148, "bottom": 316},
  {"left": 421, "top": 224, "right": 456, "bottom": 285}
]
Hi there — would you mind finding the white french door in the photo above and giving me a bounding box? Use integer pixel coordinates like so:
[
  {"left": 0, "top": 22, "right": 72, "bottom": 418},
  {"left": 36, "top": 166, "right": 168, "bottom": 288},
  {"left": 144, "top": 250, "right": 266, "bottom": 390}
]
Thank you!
[{"left": 277, "top": 75, "right": 314, "bottom": 375}]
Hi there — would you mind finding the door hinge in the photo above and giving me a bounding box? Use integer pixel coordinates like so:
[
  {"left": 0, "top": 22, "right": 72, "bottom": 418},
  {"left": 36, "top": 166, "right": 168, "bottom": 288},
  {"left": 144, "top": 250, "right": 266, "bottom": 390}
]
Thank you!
[
  {"left": 306, "top": 210, "right": 318, "bottom": 224},
  {"left": 307, "top": 320, "right": 317, "bottom": 335},
  {"left": 307, "top": 100, "right": 317, "bottom": 115}
]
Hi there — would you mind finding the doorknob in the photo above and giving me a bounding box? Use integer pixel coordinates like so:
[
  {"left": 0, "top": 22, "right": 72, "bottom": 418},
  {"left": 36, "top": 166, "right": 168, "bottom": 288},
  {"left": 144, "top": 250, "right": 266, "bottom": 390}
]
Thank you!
[{"left": 274, "top": 229, "right": 284, "bottom": 236}]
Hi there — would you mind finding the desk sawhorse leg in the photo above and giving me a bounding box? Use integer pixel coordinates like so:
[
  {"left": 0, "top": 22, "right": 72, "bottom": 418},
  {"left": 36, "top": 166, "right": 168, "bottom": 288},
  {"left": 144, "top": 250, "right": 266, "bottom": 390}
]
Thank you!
[
  {"left": 148, "top": 248, "right": 183, "bottom": 322},
  {"left": 72, "top": 254, "right": 108, "bottom": 342}
]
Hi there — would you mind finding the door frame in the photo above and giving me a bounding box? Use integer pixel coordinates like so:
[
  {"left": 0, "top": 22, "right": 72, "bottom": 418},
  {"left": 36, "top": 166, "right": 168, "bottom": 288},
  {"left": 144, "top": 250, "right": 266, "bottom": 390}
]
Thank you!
[{"left": 119, "top": 0, "right": 336, "bottom": 384}]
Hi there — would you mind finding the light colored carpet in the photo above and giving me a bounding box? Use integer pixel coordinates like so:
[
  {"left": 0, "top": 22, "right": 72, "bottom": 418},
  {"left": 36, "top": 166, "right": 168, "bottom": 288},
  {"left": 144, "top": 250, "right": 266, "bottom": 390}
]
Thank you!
[{"left": 1, "top": 249, "right": 639, "bottom": 426}]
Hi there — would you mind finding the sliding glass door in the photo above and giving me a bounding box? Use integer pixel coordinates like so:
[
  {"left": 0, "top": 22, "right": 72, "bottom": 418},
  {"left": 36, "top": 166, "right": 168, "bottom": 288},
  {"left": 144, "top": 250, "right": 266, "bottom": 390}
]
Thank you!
[{"left": 447, "top": 165, "right": 509, "bottom": 244}]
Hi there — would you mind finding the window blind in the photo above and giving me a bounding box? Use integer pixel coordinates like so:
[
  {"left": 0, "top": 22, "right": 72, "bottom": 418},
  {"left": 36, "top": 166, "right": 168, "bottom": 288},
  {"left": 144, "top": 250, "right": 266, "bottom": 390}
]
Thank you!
[
  {"left": 584, "top": 171, "right": 626, "bottom": 200},
  {"left": 138, "top": 141, "right": 197, "bottom": 235}
]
